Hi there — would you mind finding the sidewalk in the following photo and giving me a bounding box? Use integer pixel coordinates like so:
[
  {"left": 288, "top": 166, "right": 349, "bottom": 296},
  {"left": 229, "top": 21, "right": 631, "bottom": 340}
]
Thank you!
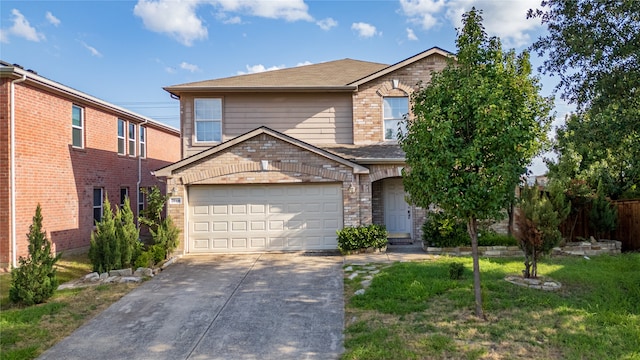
[{"left": 342, "top": 242, "right": 438, "bottom": 265}]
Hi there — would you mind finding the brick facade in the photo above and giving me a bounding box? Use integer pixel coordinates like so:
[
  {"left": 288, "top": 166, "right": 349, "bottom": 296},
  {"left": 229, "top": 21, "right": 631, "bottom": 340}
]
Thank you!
[
  {"left": 1, "top": 70, "right": 180, "bottom": 271},
  {"left": 352, "top": 53, "right": 448, "bottom": 144}
]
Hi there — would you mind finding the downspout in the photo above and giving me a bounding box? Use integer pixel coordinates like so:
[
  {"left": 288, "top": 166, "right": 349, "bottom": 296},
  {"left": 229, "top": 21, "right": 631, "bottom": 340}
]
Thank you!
[
  {"left": 10, "top": 73, "right": 27, "bottom": 268},
  {"left": 136, "top": 119, "right": 148, "bottom": 229}
]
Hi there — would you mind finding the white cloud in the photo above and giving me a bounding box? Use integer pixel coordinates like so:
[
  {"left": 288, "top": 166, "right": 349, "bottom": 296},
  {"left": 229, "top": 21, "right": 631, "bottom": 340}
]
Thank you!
[
  {"left": 406, "top": 28, "right": 418, "bottom": 41},
  {"left": 398, "top": 0, "right": 542, "bottom": 48},
  {"left": 296, "top": 61, "right": 312, "bottom": 67},
  {"left": 237, "top": 64, "right": 285, "bottom": 75},
  {"left": 46, "top": 11, "right": 61, "bottom": 26},
  {"left": 316, "top": 17, "right": 337, "bottom": 31},
  {"left": 81, "top": 41, "right": 103, "bottom": 57},
  {"left": 223, "top": 16, "right": 242, "bottom": 24},
  {"left": 180, "top": 61, "right": 201, "bottom": 72},
  {"left": 351, "top": 22, "right": 378, "bottom": 38},
  {"left": 214, "top": 0, "right": 313, "bottom": 22},
  {"left": 399, "top": 0, "right": 445, "bottom": 29},
  {"left": 444, "top": 0, "right": 541, "bottom": 48},
  {"left": 133, "top": 0, "right": 208, "bottom": 46},
  {"left": 4, "top": 9, "right": 46, "bottom": 42}
]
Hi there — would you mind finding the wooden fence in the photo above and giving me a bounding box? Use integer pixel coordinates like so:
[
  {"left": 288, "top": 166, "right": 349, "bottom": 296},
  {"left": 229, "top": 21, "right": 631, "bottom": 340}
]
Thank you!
[{"left": 559, "top": 199, "right": 640, "bottom": 251}]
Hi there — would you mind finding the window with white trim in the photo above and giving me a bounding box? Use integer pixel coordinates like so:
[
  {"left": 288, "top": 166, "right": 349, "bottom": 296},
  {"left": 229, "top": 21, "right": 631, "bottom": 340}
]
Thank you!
[
  {"left": 194, "top": 98, "right": 222, "bottom": 142},
  {"left": 139, "top": 126, "right": 146, "bottom": 158},
  {"left": 117, "top": 119, "right": 126, "bottom": 155},
  {"left": 128, "top": 123, "right": 136, "bottom": 157},
  {"left": 93, "top": 188, "right": 103, "bottom": 223},
  {"left": 383, "top": 97, "right": 408, "bottom": 141},
  {"left": 72, "top": 105, "right": 84, "bottom": 148}
]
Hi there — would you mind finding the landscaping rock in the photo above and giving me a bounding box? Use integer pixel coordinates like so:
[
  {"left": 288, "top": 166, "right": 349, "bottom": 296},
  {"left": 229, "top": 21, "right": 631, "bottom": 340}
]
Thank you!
[
  {"left": 84, "top": 272, "right": 99, "bottom": 281},
  {"left": 354, "top": 289, "right": 365, "bottom": 296}
]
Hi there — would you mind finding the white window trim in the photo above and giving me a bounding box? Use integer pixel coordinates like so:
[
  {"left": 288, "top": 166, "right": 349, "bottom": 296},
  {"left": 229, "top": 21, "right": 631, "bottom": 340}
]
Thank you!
[
  {"left": 139, "top": 125, "right": 146, "bottom": 159},
  {"left": 194, "top": 98, "right": 223, "bottom": 143},
  {"left": 383, "top": 96, "right": 409, "bottom": 142},
  {"left": 120, "top": 187, "right": 129, "bottom": 208},
  {"left": 72, "top": 105, "right": 84, "bottom": 148},
  {"left": 128, "top": 123, "right": 136, "bottom": 157},
  {"left": 117, "top": 119, "right": 126, "bottom": 155}
]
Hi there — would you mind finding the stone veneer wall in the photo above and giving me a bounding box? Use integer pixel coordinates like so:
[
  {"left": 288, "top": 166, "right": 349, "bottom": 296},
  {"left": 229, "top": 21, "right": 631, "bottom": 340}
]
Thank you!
[{"left": 423, "top": 240, "right": 622, "bottom": 257}]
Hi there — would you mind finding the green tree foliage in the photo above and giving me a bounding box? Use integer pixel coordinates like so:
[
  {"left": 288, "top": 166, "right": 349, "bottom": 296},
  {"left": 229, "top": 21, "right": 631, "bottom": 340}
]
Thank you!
[
  {"left": 399, "top": 8, "right": 553, "bottom": 318},
  {"left": 89, "top": 196, "right": 141, "bottom": 273},
  {"left": 139, "top": 186, "right": 169, "bottom": 235},
  {"left": 89, "top": 195, "right": 119, "bottom": 273},
  {"left": 517, "top": 183, "right": 564, "bottom": 278},
  {"left": 139, "top": 186, "right": 180, "bottom": 263},
  {"left": 589, "top": 181, "right": 618, "bottom": 240},
  {"left": 10, "top": 204, "right": 62, "bottom": 305},
  {"left": 116, "top": 198, "right": 141, "bottom": 267},
  {"left": 530, "top": 0, "right": 640, "bottom": 198},
  {"left": 551, "top": 112, "right": 639, "bottom": 199}
]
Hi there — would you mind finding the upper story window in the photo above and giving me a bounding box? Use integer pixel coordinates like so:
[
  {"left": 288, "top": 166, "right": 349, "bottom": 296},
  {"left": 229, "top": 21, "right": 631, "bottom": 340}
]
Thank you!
[
  {"left": 139, "top": 126, "right": 146, "bottom": 158},
  {"left": 128, "top": 123, "right": 136, "bottom": 157},
  {"left": 72, "top": 105, "right": 84, "bottom": 148},
  {"left": 194, "top": 98, "right": 222, "bottom": 142},
  {"left": 383, "top": 97, "right": 408, "bottom": 141},
  {"left": 117, "top": 119, "right": 126, "bottom": 155}
]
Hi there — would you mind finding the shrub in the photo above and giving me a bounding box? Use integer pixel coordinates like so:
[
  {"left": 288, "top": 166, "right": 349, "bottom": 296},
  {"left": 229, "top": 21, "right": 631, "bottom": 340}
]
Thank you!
[
  {"left": 422, "top": 211, "right": 469, "bottom": 247},
  {"left": 337, "top": 224, "right": 387, "bottom": 254},
  {"left": 89, "top": 196, "right": 119, "bottom": 273},
  {"left": 134, "top": 250, "right": 154, "bottom": 269},
  {"left": 448, "top": 262, "right": 465, "bottom": 280},
  {"left": 589, "top": 182, "right": 618, "bottom": 240},
  {"left": 139, "top": 186, "right": 180, "bottom": 260},
  {"left": 10, "top": 204, "right": 62, "bottom": 305},
  {"left": 116, "top": 198, "right": 140, "bottom": 267},
  {"left": 477, "top": 230, "right": 518, "bottom": 246},
  {"left": 150, "top": 217, "right": 180, "bottom": 260}
]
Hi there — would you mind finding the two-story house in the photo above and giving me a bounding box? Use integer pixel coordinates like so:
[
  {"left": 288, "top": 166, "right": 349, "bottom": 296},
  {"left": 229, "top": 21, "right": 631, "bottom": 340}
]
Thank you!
[
  {"left": 155, "top": 47, "right": 451, "bottom": 254},
  {"left": 1, "top": 61, "right": 181, "bottom": 271}
]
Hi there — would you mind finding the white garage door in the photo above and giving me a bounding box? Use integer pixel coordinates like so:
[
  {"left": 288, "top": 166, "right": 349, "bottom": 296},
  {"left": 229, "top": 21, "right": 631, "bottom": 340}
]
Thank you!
[{"left": 188, "top": 184, "right": 343, "bottom": 252}]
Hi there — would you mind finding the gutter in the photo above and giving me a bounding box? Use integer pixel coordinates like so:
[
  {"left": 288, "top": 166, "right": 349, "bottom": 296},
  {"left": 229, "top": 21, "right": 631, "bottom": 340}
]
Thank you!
[
  {"left": 137, "top": 119, "right": 148, "bottom": 229},
  {"left": 10, "top": 73, "right": 27, "bottom": 267}
]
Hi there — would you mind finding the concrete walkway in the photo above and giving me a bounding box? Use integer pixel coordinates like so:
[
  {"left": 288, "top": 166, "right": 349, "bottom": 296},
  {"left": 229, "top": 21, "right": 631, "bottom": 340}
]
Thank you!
[{"left": 39, "top": 253, "right": 344, "bottom": 360}]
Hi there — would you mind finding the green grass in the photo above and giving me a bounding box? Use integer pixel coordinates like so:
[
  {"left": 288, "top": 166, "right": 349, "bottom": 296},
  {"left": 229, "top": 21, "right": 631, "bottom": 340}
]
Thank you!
[
  {"left": 343, "top": 254, "right": 640, "bottom": 360},
  {"left": 0, "top": 253, "right": 140, "bottom": 360}
]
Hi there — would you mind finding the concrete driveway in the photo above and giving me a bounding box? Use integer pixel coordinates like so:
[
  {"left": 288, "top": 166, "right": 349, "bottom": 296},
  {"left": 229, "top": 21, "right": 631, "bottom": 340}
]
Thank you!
[{"left": 38, "top": 253, "right": 344, "bottom": 360}]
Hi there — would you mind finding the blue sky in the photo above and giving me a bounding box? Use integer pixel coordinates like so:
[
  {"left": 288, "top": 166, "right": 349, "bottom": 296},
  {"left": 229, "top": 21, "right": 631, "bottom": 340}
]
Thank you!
[{"left": 1, "top": 0, "right": 568, "bottom": 174}]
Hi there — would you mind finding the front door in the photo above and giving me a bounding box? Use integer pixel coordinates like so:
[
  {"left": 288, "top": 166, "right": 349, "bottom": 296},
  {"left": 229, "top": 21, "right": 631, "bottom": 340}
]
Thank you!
[{"left": 383, "top": 178, "right": 411, "bottom": 238}]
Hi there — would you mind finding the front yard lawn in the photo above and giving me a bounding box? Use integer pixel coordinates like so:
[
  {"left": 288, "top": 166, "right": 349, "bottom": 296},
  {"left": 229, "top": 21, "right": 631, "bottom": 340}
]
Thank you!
[
  {"left": 343, "top": 254, "right": 640, "bottom": 360},
  {"left": 0, "top": 254, "right": 140, "bottom": 360}
]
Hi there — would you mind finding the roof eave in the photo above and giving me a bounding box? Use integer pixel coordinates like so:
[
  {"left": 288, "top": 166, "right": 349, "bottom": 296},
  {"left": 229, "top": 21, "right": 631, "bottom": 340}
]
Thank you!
[
  {"left": 354, "top": 158, "right": 406, "bottom": 165},
  {"left": 163, "top": 85, "right": 357, "bottom": 95}
]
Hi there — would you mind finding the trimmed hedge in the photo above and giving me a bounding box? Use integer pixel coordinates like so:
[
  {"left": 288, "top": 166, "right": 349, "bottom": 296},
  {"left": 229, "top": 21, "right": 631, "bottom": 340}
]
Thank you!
[{"left": 337, "top": 224, "right": 388, "bottom": 254}]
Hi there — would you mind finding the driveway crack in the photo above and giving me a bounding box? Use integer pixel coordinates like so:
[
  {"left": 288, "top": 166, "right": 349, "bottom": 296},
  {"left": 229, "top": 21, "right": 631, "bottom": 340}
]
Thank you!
[{"left": 185, "top": 254, "right": 262, "bottom": 359}]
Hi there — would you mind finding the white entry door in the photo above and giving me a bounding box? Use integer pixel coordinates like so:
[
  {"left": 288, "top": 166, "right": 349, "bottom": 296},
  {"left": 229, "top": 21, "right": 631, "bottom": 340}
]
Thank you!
[{"left": 383, "top": 178, "right": 411, "bottom": 237}]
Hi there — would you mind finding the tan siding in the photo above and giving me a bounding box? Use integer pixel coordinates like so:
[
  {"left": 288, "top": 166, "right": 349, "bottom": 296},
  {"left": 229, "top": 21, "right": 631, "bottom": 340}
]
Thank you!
[{"left": 180, "top": 93, "right": 353, "bottom": 158}]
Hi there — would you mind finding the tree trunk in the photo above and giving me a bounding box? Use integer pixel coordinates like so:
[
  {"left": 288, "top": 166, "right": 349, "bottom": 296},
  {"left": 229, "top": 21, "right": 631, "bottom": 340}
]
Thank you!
[
  {"left": 467, "top": 217, "right": 485, "bottom": 319},
  {"left": 507, "top": 203, "right": 514, "bottom": 238}
]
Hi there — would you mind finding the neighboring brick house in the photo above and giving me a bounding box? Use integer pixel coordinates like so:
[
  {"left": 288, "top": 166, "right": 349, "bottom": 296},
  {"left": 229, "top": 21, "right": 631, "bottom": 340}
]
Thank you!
[
  {"left": 156, "top": 47, "right": 451, "bottom": 254},
  {"left": 0, "top": 61, "right": 180, "bottom": 271}
]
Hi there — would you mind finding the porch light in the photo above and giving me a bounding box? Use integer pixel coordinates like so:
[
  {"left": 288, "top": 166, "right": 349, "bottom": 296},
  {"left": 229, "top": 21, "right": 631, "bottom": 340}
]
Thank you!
[{"left": 348, "top": 183, "right": 356, "bottom": 193}]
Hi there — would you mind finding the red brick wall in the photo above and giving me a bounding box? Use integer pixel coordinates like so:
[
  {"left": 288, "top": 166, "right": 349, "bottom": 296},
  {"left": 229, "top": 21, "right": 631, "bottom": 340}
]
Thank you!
[
  {"left": 1, "top": 81, "right": 180, "bottom": 270},
  {"left": 0, "top": 79, "right": 11, "bottom": 268}
]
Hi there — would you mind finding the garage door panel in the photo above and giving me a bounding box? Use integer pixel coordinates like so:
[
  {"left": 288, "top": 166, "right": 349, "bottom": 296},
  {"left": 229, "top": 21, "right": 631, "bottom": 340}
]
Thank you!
[{"left": 188, "top": 184, "right": 342, "bottom": 252}]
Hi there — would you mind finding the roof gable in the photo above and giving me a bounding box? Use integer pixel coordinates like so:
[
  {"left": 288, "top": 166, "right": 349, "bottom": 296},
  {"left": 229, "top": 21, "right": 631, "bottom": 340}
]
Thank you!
[
  {"left": 154, "top": 126, "right": 369, "bottom": 176},
  {"left": 348, "top": 47, "right": 454, "bottom": 86}
]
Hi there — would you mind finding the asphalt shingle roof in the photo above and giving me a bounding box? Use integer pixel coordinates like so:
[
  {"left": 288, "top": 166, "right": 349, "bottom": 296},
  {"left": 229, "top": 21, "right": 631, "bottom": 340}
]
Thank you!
[{"left": 165, "top": 59, "right": 389, "bottom": 90}]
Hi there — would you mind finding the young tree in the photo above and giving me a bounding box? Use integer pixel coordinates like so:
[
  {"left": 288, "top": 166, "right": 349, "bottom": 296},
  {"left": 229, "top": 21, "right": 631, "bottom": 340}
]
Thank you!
[
  {"left": 518, "top": 183, "right": 565, "bottom": 278},
  {"left": 589, "top": 181, "right": 618, "bottom": 240},
  {"left": 89, "top": 195, "right": 119, "bottom": 273},
  {"left": 399, "top": 8, "right": 553, "bottom": 318},
  {"left": 10, "top": 204, "right": 62, "bottom": 305},
  {"left": 116, "top": 198, "right": 140, "bottom": 267}
]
